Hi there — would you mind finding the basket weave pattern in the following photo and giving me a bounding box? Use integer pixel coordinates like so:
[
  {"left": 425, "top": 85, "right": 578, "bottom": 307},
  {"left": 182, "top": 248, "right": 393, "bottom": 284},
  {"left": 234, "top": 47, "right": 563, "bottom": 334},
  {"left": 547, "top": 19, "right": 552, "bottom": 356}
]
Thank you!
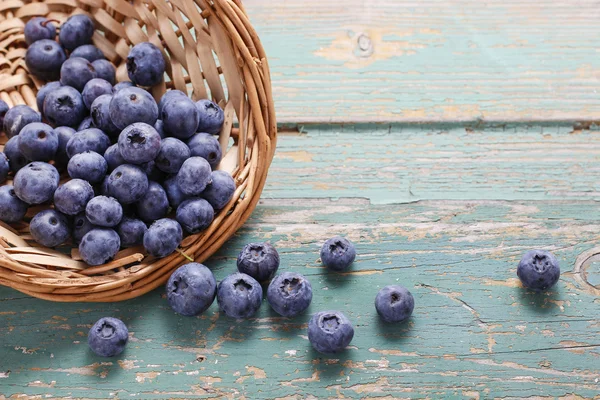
[{"left": 0, "top": 0, "right": 277, "bottom": 301}]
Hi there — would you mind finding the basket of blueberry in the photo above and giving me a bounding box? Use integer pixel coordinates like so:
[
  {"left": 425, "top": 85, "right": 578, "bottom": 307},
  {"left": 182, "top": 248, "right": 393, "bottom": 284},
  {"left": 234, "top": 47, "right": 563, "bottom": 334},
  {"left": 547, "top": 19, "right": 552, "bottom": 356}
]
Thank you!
[{"left": 0, "top": 0, "right": 276, "bottom": 301}]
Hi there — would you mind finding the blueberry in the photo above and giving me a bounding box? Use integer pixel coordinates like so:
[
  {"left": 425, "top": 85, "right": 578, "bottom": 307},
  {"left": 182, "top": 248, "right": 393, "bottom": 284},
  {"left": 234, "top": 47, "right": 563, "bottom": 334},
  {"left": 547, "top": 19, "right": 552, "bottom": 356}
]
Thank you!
[
  {"left": 118, "top": 122, "right": 161, "bottom": 164},
  {"left": 54, "top": 178, "right": 94, "bottom": 215},
  {"left": 29, "top": 209, "right": 70, "bottom": 248},
  {"left": 92, "top": 59, "right": 116, "bottom": 85},
  {"left": 13, "top": 162, "right": 59, "bottom": 204},
  {"left": 154, "top": 120, "right": 166, "bottom": 139},
  {"left": 517, "top": 250, "right": 560, "bottom": 291},
  {"left": 163, "top": 175, "right": 188, "bottom": 208},
  {"left": 25, "top": 39, "right": 66, "bottom": 81},
  {"left": 161, "top": 97, "right": 199, "bottom": 139},
  {"left": 112, "top": 81, "right": 134, "bottom": 92},
  {"left": 83, "top": 78, "right": 113, "bottom": 109},
  {"left": 54, "top": 126, "right": 76, "bottom": 169},
  {"left": 66, "top": 128, "right": 111, "bottom": 158},
  {"left": 86, "top": 196, "right": 123, "bottom": 227},
  {"left": 18, "top": 122, "right": 58, "bottom": 161},
  {"left": 176, "top": 157, "right": 211, "bottom": 196},
  {"left": 175, "top": 198, "right": 214, "bottom": 234},
  {"left": 0, "top": 185, "right": 28, "bottom": 223},
  {"left": 78, "top": 116, "right": 93, "bottom": 131},
  {"left": 136, "top": 181, "right": 168, "bottom": 222},
  {"left": 139, "top": 160, "right": 166, "bottom": 182},
  {"left": 70, "top": 45, "right": 105, "bottom": 62},
  {"left": 0, "top": 153, "right": 9, "bottom": 183},
  {"left": 88, "top": 317, "right": 128, "bottom": 357},
  {"left": 203, "top": 170, "right": 235, "bottom": 210},
  {"left": 167, "top": 263, "right": 217, "bottom": 316},
  {"left": 117, "top": 217, "right": 147, "bottom": 248},
  {"left": 236, "top": 242, "right": 280, "bottom": 282},
  {"left": 107, "top": 164, "right": 148, "bottom": 204},
  {"left": 187, "top": 133, "right": 222, "bottom": 169},
  {"left": 79, "top": 228, "right": 120, "bottom": 265},
  {"left": 109, "top": 87, "right": 158, "bottom": 129},
  {"left": 4, "top": 136, "right": 28, "bottom": 173},
  {"left": 67, "top": 151, "right": 108, "bottom": 184},
  {"left": 43, "top": 86, "right": 86, "bottom": 127},
  {"left": 90, "top": 94, "right": 119, "bottom": 137},
  {"left": 143, "top": 218, "right": 182, "bottom": 258},
  {"left": 126, "top": 42, "right": 165, "bottom": 86},
  {"left": 375, "top": 285, "right": 415, "bottom": 323},
  {"left": 3, "top": 105, "right": 41, "bottom": 138},
  {"left": 195, "top": 99, "right": 224, "bottom": 134},
  {"left": 60, "top": 57, "right": 97, "bottom": 92},
  {"left": 267, "top": 272, "right": 313, "bottom": 318},
  {"left": 0, "top": 100, "right": 8, "bottom": 129},
  {"left": 24, "top": 17, "right": 56, "bottom": 45},
  {"left": 59, "top": 14, "right": 94, "bottom": 51},
  {"left": 158, "top": 90, "right": 187, "bottom": 115},
  {"left": 217, "top": 272, "right": 262, "bottom": 319},
  {"left": 36, "top": 81, "right": 61, "bottom": 112},
  {"left": 103, "top": 144, "right": 125, "bottom": 172},
  {"left": 308, "top": 311, "right": 354, "bottom": 354},
  {"left": 155, "top": 137, "right": 190, "bottom": 174},
  {"left": 73, "top": 212, "right": 96, "bottom": 244},
  {"left": 321, "top": 236, "right": 356, "bottom": 271}
]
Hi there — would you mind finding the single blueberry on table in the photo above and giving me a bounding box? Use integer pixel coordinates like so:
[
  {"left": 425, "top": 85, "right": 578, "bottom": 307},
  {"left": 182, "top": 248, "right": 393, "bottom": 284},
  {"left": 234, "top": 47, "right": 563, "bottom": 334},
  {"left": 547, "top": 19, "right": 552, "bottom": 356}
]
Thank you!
[
  {"left": 43, "top": 86, "right": 86, "bottom": 128},
  {"left": 187, "top": 133, "right": 222, "bottom": 169},
  {"left": 86, "top": 196, "right": 123, "bottom": 227},
  {"left": 267, "top": 272, "right": 313, "bottom": 318},
  {"left": 202, "top": 170, "right": 236, "bottom": 210},
  {"left": 136, "top": 181, "right": 169, "bottom": 222},
  {"left": 321, "top": 236, "right": 356, "bottom": 272},
  {"left": 155, "top": 137, "right": 190, "bottom": 174},
  {"left": 143, "top": 218, "right": 182, "bottom": 258},
  {"left": 117, "top": 217, "right": 147, "bottom": 248},
  {"left": 24, "top": 17, "right": 56, "bottom": 45},
  {"left": 107, "top": 164, "right": 148, "bottom": 204},
  {"left": 176, "top": 198, "right": 214, "bottom": 234},
  {"left": 36, "top": 81, "right": 61, "bottom": 112},
  {"left": 163, "top": 175, "right": 188, "bottom": 208},
  {"left": 195, "top": 99, "right": 224, "bottom": 134},
  {"left": 3, "top": 105, "right": 41, "bottom": 138},
  {"left": 30, "top": 209, "right": 71, "bottom": 247},
  {"left": 71, "top": 45, "right": 105, "bottom": 62},
  {"left": 13, "top": 161, "right": 59, "bottom": 205},
  {"left": 103, "top": 144, "right": 125, "bottom": 171},
  {"left": 88, "top": 317, "right": 128, "bottom": 357},
  {"left": 66, "top": 128, "right": 111, "bottom": 158},
  {"left": 375, "top": 285, "right": 415, "bottom": 323},
  {"left": 25, "top": 39, "right": 66, "bottom": 81},
  {"left": 92, "top": 59, "right": 116, "bottom": 85},
  {"left": 167, "top": 263, "right": 217, "bottom": 316},
  {"left": 0, "top": 153, "right": 9, "bottom": 184},
  {"left": 18, "top": 122, "right": 58, "bottom": 162},
  {"left": 126, "top": 42, "right": 165, "bottom": 87},
  {"left": 112, "top": 81, "right": 134, "bottom": 93},
  {"left": 161, "top": 96, "right": 200, "bottom": 140},
  {"left": 4, "top": 136, "right": 29, "bottom": 173},
  {"left": 0, "top": 185, "right": 28, "bottom": 223},
  {"left": 59, "top": 14, "right": 94, "bottom": 51},
  {"left": 73, "top": 212, "right": 96, "bottom": 244},
  {"left": 54, "top": 178, "right": 95, "bottom": 215},
  {"left": 217, "top": 272, "right": 263, "bottom": 319},
  {"left": 90, "top": 94, "right": 119, "bottom": 138},
  {"left": 60, "top": 57, "right": 97, "bottom": 92},
  {"left": 308, "top": 311, "right": 354, "bottom": 354},
  {"left": 54, "top": 126, "right": 76, "bottom": 170},
  {"left": 118, "top": 122, "right": 161, "bottom": 164},
  {"left": 237, "top": 242, "right": 280, "bottom": 282},
  {"left": 0, "top": 100, "right": 8, "bottom": 129},
  {"left": 158, "top": 90, "right": 187, "bottom": 115},
  {"left": 78, "top": 116, "right": 93, "bottom": 131},
  {"left": 83, "top": 78, "right": 113, "bottom": 109},
  {"left": 68, "top": 151, "right": 108, "bottom": 184},
  {"left": 109, "top": 87, "right": 158, "bottom": 129},
  {"left": 79, "top": 228, "right": 121, "bottom": 265},
  {"left": 517, "top": 250, "right": 560, "bottom": 291},
  {"left": 176, "top": 157, "right": 212, "bottom": 196}
]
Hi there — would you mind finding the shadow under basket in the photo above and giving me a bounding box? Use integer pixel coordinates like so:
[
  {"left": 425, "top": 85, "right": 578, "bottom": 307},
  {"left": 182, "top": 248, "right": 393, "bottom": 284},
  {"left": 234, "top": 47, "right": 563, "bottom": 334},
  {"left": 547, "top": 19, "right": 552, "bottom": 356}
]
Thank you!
[{"left": 0, "top": 0, "right": 277, "bottom": 302}]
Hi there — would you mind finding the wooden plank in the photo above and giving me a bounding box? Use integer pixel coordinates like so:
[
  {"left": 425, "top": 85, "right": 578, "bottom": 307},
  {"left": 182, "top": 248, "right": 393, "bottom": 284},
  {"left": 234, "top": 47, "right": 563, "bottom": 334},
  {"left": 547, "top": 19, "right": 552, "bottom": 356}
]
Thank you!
[
  {"left": 243, "top": 0, "right": 600, "bottom": 123},
  {"left": 1, "top": 200, "right": 599, "bottom": 398}
]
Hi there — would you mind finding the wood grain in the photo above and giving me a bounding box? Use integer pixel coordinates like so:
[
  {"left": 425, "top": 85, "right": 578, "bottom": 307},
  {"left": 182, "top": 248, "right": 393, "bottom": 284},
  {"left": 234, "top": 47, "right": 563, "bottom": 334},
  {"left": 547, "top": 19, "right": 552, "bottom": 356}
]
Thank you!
[{"left": 244, "top": 0, "right": 600, "bottom": 123}]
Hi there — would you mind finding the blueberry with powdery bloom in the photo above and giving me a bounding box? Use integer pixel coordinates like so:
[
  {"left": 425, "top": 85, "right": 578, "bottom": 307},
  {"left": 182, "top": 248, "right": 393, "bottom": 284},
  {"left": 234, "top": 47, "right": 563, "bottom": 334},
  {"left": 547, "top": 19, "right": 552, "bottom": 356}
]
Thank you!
[
  {"left": 517, "top": 250, "right": 560, "bottom": 292},
  {"left": 163, "top": 175, "right": 188, "bottom": 208},
  {"left": 59, "top": 14, "right": 94, "bottom": 51},
  {"left": 167, "top": 263, "right": 217, "bottom": 316},
  {"left": 126, "top": 42, "right": 165, "bottom": 87},
  {"left": 118, "top": 122, "right": 161, "bottom": 164},
  {"left": 73, "top": 212, "right": 96, "bottom": 244},
  {"left": 109, "top": 87, "right": 158, "bottom": 130},
  {"left": 67, "top": 151, "right": 108, "bottom": 184},
  {"left": 321, "top": 236, "right": 356, "bottom": 272},
  {"left": 90, "top": 94, "right": 119, "bottom": 138},
  {"left": 203, "top": 170, "right": 236, "bottom": 210},
  {"left": 24, "top": 17, "right": 56, "bottom": 45},
  {"left": 143, "top": 218, "right": 182, "bottom": 258},
  {"left": 78, "top": 116, "right": 93, "bottom": 131},
  {"left": 43, "top": 86, "right": 86, "bottom": 128},
  {"left": 0, "top": 185, "right": 28, "bottom": 223},
  {"left": 66, "top": 128, "right": 111, "bottom": 158},
  {"left": 3, "top": 105, "right": 41, "bottom": 138},
  {"left": 82, "top": 78, "right": 113, "bottom": 109},
  {"left": 308, "top": 311, "right": 354, "bottom": 354},
  {"left": 117, "top": 217, "right": 147, "bottom": 248},
  {"left": 187, "top": 133, "right": 222, "bottom": 169},
  {"left": 136, "top": 181, "right": 169, "bottom": 222},
  {"left": 195, "top": 99, "right": 224, "bottom": 134},
  {"left": 0, "top": 153, "right": 9, "bottom": 184},
  {"left": 18, "top": 122, "right": 58, "bottom": 162},
  {"left": 25, "top": 39, "right": 66, "bottom": 81},
  {"left": 155, "top": 137, "right": 190, "bottom": 174},
  {"left": 79, "top": 228, "right": 120, "bottom": 265},
  {"left": 54, "top": 126, "right": 76, "bottom": 170},
  {"left": 267, "top": 272, "right": 313, "bottom": 318},
  {"left": 107, "top": 164, "right": 148, "bottom": 204},
  {"left": 161, "top": 96, "right": 199, "bottom": 140},
  {"left": 30, "top": 209, "right": 70, "bottom": 247},
  {"left": 0, "top": 100, "right": 8, "bottom": 129},
  {"left": 176, "top": 198, "right": 214, "bottom": 234},
  {"left": 13, "top": 162, "right": 59, "bottom": 205},
  {"left": 54, "top": 179, "right": 95, "bottom": 216},
  {"left": 4, "top": 136, "right": 28, "bottom": 173},
  {"left": 112, "top": 81, "right": 134, "bottom": 93},
  {"left": 103, "top": 144, "right": 125, "bottom": 172},
  {"left": 139, "top": 160, "right": 166, "bottom": 182},
  {"left": 60, "top": 57, "right": 97, "bottom": 92},
  {"left": 237, "top": 242, "right": 280, "bottom": 282},
  {"left": 375, "top": 285, "right": 415, "bottom": 323},
  {"left": 71, "top": 45, "right": 105, "bottom": 62},
  {"left": 92, "top": 60, "right": 116, "bottom": 85},
  {"left": 88, "top": 317, "right": 128, "bottom": 357},
  {"left": 86, "top": 196, "right": 123, "bottom": 227},
  {"left": 36, "top": 81, "right": 61, "bottom": 112},
  {"left": 176, "top": 157, "right": 211, "bottom": 196},
  {"left": 217, "top": 272, "right": 263, "bottom": 319},
  {"left": 158, "top": 90, "right": 187, "bottom": 115},
  {"left": 153, "top": 120, "right": 166, "bottom": 139}
]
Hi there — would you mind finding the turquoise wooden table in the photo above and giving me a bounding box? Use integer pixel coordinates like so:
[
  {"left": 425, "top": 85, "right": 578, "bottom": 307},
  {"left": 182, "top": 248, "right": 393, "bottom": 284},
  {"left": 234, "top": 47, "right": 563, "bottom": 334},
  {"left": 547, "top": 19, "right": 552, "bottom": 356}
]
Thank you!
[{"left": 2, "top": 1, "right": 600, "bottom": 398}]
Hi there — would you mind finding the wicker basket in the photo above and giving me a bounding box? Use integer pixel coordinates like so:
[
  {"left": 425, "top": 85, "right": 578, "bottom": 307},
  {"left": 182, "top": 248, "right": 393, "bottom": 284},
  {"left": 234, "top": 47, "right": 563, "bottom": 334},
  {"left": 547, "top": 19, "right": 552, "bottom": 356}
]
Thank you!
[{"left": 0, "top": 0, "right": 277, "bottom": 302}]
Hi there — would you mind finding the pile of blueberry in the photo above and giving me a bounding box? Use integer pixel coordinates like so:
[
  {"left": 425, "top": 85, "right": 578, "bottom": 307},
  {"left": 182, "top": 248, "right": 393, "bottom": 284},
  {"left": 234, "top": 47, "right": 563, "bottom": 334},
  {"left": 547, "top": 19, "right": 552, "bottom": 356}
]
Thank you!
[{"left": 0, "top": 14, "right": 236, "bottom": 266}]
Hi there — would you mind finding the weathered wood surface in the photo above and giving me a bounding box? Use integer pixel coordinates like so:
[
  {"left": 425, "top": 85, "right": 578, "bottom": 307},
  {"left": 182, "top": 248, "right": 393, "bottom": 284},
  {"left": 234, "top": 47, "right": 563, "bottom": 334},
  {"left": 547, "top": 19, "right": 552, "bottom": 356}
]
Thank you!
[
  {"left": 2, "top": 126, "right": 600, "bottom": 399},
  {"left": 246, "top": 0, "right": 600, "bottom": 123}
]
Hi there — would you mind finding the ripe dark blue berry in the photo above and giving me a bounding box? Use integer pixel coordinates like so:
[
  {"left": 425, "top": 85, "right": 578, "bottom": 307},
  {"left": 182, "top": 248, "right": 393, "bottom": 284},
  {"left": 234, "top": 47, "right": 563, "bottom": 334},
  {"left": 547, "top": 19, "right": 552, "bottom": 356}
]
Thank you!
[
  {"left": 176, "top": 157, "right": 211, "bottom": 196},
  {"left": 59, "top": 14, "right": 94, "bottom": 51},
  {"left": 3, "top": 105, "right": 41, "bottom": 138},
  {"left": 321, "top": 236, "right": 356, "bottom": 271},
  {"left": 66, "top": 128, "right": 111, "bottom": 158},
  {"left": 117, "top": 217, "right": 147, "bottom": 248},
  {"left": 24, "top": 17, "right": 56, "bottom": 45},
  {"left": 36, "top": 81, "right": 61, "bottom": 112},
  {"left": 54, "top": 178, "right": 94, "bottom": 215},
  {"left": 109, "top": 87, "right": 158, "bottom": 129},
  {"left": 517, "top": 250, "right": 560, "bottom": 291},
  {"left": 267, "top": 272, "right": 313, "bottom": 318},
  {"left": 237, "top": 242, "right": 280, "bottom": 282},
  {"left": 158, "top": 90, "right": 186, "bottom": 115},
  {"left": 112, "top": 81, "right": 134, "bottom": 92},
  {"left": 18, "top": 122, "right": 58, "bottom": 161},
  {"left": 308, "top": 311, "right": 354, "bottom": 354},
  {"left": 79, "top": 228, "right": 120, "bottom": 266},
  {"left": 4, "top": 136, "right": 28, "bottom": 173},
  {"left": 0, "top": 185, "right": 28, "bottom": 223},
  {"left": 60, "top": 57, "right": 97, "bottom": 92},
  {"left": 73, "top": 212, "right": 96, "bottom": 244},
  {"left": 217, "top": 273, "right": 263, "bottom": 319},
  {"left": 54, "top": 126, "right": 76, "bottom": 170},
  {"left": 30, "top": 209, "right": 70, "bottom": 248},
  {"left": 155, "top": 137, "right": 190, "bottom": 174},
  {"left": 25, "top": 39, "right": 66, "bottom": 81},
  {"left": 78, "top": 116, "right": 94, "bottom": 131},
  {"left": 92, "top": 59, "right": 116, "bottom": 85},
  {"left": 187, "top": 133, "right": 221, "bottom": 169},
  {"left": 195, "top": 99, "right": 224, "bottom": 134},
  {"left": 103, "top": 144, "right": 125, "bottom": 171},
  {"left": 118, "top": 122, "right": 161, "bottom": 164},
  {"left": 143, "top": 218, "right": 182, "bottom": 258},
  {"left": 106, "top": 164, "right": 148, "bottom": 204},
  {"left": 86, "top": 196, "right": 123, "bottom": 227},
  {"left": 202, "top": 170, "right": 235, "bottom": 210},
  {"left": 83, "top": 78, "right": 113, "bottom": 109},
  {"left": 126, "top": 42, "right": 165, "bottom": 86},
  {"left": 375, "top": 285, "right": 415, "bottom": 323},
  {"left": 90, "top": 94, "right": 119, "bottom": 137},
  {"left": 163, "top": 175, "right": 188, "bottom": 208},
  {"left": 161, "top": 96, "right": 199, "bottom": 139},
  {"left": 70, "top": 45, "right": 105, "bottom": 62},
  {"left": 13, "top": 161, "right": 59, "bottom": 204},
  {"left": 136, "top": 181, "right": 169, "bottom": 222},
  {"left": 176, "top": 198, "right": 214, "bottom": 234},
  {"left": 88, "top": 317, "right": 128, "bottom": 357},
  {"left": 0, "top": 100, "right": 8, "bottom": 128},
  {"left": 67, "top": 151, "right": 108, "bottom": 184},
  {"left": 43, "top": 86, "right": 86, "bottom": 128},
  {"left": 0, "top": 153, "right": 8, "bottom": 184},
  {"left": 167, "top": 263, "right": 217, "bottom": 316}
]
